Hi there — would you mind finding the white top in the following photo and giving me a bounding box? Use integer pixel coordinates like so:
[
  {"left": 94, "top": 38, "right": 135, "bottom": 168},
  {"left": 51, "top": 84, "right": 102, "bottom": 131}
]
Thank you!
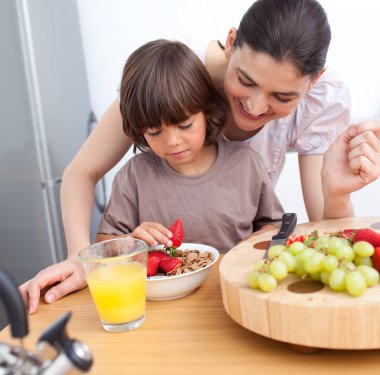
[{"left": 179, "top": 35, "right": 351, "bottom": 183}]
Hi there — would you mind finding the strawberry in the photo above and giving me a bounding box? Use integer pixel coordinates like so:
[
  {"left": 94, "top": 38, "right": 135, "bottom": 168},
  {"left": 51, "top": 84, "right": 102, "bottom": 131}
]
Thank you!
[
  {"left": 169, "top": 218, "right": 184, "bottom": 249},
  {"left": 147, "top": 254, "right": 160, "bottom": 277},
  {"left": 149, "top": 250, "right": 170, "bottom": 261},
  {"left": 373, "top": 247, "right": 380, "bottom": 272},
  {"left": 331, "top": 229, "right": 357, "bottom": 242},
  {"left": 353, "top": 228, "right": 380, "bottom": 247},
  {"left": 159, "top": 257, "right": 183, "bottom": 274}
]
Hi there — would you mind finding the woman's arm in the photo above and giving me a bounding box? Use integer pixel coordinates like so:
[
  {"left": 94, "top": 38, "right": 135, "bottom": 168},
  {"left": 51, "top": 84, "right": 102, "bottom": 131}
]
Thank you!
[
  {"left": 19, "top": 99, "right": 133, "bottom": 314},
  {"left": 298, "top": 154, "right": 325, "bottom": 221},
  {"left": 61, "top": 99, "right": 132, "bottom": 256}
]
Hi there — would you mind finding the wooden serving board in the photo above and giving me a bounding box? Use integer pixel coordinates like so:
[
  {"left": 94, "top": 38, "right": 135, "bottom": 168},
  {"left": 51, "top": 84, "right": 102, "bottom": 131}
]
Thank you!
[{"left": 219, "top": 217, "right": 380, "bottom": 350}]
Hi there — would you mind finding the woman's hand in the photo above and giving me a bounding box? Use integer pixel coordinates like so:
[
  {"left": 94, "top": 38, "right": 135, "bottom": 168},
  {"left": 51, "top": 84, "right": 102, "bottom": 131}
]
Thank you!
[
  {"left": 323, "top": 120, "right": 380, "bottom": 195},
  {"left": 322, "top": 120, "right": 380, "bottom": 218},
  {"left": 18, "top": 255, "right": 87, "bottom": 314}
]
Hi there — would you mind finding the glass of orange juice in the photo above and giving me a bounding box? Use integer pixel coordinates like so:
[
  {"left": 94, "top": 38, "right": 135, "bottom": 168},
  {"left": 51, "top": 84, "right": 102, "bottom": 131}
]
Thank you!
[{"left": 78, "top": 237, "right": 148, "bottom": 332}]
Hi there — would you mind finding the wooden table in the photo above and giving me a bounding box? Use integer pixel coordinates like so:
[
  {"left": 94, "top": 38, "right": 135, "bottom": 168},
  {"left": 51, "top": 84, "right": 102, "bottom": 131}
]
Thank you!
[{"left": 1, "top": 229, "right": 380, "bottom": 374}]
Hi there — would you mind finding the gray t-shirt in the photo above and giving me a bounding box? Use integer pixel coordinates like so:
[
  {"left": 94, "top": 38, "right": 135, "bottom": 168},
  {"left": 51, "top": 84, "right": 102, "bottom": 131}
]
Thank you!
[{"left": 98, "top": 139, "right": 284, "bottom": 253}]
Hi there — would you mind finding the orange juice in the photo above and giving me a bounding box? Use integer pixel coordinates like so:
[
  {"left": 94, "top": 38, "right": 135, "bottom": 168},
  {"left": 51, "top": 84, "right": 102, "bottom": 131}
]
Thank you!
[{"left": 86, "top": 262, "right": 146, "bottom": 324}]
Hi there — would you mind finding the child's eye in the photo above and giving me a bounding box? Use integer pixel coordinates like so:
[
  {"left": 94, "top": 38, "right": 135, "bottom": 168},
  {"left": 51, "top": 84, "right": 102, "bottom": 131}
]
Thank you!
[
  {"left": 146, "top": 129, "right": 161, "bottom": 136},
  {"left": 178, "top": 123, "right": 192, "bottom": 130}
]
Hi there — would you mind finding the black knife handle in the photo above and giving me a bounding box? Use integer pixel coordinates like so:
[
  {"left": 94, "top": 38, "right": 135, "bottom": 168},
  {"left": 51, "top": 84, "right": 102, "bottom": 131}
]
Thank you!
[{"left": 272, "top": 213, "right": 297, "bottom": 240}]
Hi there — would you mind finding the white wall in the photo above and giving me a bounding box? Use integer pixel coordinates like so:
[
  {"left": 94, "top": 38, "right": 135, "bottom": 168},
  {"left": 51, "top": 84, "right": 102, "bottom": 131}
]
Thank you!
[{"left": 76, "top": 0, "right": 380, "bottom": 223}]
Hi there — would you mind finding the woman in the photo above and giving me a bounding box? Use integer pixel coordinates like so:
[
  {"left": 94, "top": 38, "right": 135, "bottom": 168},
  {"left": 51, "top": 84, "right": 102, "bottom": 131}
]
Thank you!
[{"left": 20, "top": 0, "right": 380, "bottom": 313}]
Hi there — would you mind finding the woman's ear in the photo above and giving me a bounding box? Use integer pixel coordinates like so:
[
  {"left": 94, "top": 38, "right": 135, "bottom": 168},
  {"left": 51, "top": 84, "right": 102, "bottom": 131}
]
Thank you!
[
  {"left": 224, "top": 28, "right": 237, "bottom": 60},
  {"left": 307, "top": 67, "right": 327, "bottom": 92}
]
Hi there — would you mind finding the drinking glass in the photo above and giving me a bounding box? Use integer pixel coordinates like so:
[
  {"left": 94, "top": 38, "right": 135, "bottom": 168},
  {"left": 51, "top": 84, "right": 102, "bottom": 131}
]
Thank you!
[{"left": 79, "top": 237, "right": 148, "bottom": 332}]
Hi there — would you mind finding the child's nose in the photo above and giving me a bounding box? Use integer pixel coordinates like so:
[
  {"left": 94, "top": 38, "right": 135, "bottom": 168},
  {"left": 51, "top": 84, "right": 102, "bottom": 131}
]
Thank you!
[{"left": 166, "top": 128, "right": 181, "bottom": 145}]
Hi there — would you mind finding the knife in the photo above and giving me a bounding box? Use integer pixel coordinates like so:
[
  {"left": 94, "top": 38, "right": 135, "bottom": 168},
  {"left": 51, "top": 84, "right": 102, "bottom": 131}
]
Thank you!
[{"left": 263, "top": 213, "right": 297, "bottom": 259}]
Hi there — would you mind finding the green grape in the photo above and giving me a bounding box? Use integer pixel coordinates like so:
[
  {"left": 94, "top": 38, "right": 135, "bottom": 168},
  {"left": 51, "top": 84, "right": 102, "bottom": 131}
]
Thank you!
[
  {"left": 341, "top": 260, "right": 356, "bottom": 271},
  {"left": 354, "top": 255, "right": 373, "bottom": 267},
  {"left": 322, "top": 254, "right": 339, "bottom": 271},
  {"left": 310, "top": 272, "right": 321, "bottom": 281},
  {"left": 278, "top": 251, "right": 296, "bottom": 272},
  {"left": 329, "top": 268, "right": 346, "bottom": 291},
  {"left": 357, "top": 265, "right": 380, "bottom": 287},
  {"left": 254, "top": 259, "right": 266, "bottom": 272},
  {"left": 334, "top": 244, "right": 355, "bottom": 261},
  {"left": 247, "top": 271, "right": 260, "bottom": 289},
  {"left": 299, "top": 248, "right": 314, "bottom": 262},
  {"left": 269, "top": 259, "right": 288, "bottom": 280},
  {"left": 320, "top": 270, "right": 331, "bottom": 285},
  {"left": 345, "top": 271, "right": 367, "bottom": 296},
  {"left": 268, "top": 244, "right": 286, "bottom": 259},
  {"left": 258, "top": 273, "right": 277, "bottom": 292},
  {"left": 304, "top": 252, "right": 326, "bottom": 274},
  {"left": 314, "top": 236, "right": 329, "bottom": 252},
  {"left": 327, "top": 237, "right": 344, "bottom": 256},
  {"left": 287, "top": 241, "right": 306, "bottom": 256},
  {"left": 294, "top": 254, "right": 306, "bottom": 277},
  {"left": 353, "top": 241, "right": 374, "bottom": 257}
]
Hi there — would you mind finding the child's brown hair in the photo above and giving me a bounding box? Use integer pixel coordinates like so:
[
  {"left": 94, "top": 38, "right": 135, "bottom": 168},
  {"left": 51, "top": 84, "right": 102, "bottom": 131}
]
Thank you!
[{"left": 120, "top": 39, "right": 227, "bottom": 152}]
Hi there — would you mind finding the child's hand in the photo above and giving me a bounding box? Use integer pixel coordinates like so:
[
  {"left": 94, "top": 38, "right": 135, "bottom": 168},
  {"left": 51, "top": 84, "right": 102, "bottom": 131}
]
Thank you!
[
  {"left": 131, "top": 221, "right": 173, "bottom": 247},
  {"left": 18, "top": 255, "right": 87, "bottom": 314}
]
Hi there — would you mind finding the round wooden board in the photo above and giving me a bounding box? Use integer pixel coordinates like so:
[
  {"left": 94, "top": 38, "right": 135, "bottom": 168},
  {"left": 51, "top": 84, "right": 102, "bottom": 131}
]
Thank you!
[{"left": 219, "top": 217, "right": 380, "bottom": 350}]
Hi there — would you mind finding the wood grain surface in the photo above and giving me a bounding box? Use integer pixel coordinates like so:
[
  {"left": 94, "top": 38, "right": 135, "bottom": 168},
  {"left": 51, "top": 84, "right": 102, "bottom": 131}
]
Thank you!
[
  {"left": 1, "top": 219, "right": 380, "bottom": 374},
  {"left": 220, "top": 217, "right": 380, "bottom": 350}
]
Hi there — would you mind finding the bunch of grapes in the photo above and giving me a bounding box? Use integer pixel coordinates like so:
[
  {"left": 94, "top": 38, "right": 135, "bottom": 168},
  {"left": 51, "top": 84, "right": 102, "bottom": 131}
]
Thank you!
[{"left": 247, "top": 235, "right": 380, "bottom": 297}]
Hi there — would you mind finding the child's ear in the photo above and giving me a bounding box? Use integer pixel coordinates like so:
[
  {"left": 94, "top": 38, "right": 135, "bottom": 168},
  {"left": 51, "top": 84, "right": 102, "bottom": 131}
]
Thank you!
[
  {"left": 224, "top": 28, "right": 237, "bottom": 61},
  {"left": 307, "top": 67, "right": 326, "bottom": 92}
]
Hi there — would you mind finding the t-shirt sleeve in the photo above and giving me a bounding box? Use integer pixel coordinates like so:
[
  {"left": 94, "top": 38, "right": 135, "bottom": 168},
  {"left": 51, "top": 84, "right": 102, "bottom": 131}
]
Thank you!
[
  {"left": 97, "top": 161, "right": 139, "bottom": 235},
  {"left": 288, "top": 71, "right": 351, "bottom": 155}
]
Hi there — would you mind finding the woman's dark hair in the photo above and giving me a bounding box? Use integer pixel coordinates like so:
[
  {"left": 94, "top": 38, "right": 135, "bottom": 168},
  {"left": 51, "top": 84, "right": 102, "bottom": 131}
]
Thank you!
[
  {"left": 235, "top": 0, "right": 331, "bottom": 77},
  {"left": 120, "top": 39, "right": 227, "bottom": 152}
]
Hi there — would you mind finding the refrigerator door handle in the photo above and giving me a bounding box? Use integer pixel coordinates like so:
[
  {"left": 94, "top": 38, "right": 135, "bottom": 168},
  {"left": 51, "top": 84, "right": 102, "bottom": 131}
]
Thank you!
[{"left": 87, "top": 111, "right": 107, "bottom": 213}]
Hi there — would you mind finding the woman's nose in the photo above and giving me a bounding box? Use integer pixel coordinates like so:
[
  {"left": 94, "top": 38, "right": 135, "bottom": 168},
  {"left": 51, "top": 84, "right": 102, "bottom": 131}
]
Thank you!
[{"left": 247, "top": 91, "right": 269, "bottom": 116}]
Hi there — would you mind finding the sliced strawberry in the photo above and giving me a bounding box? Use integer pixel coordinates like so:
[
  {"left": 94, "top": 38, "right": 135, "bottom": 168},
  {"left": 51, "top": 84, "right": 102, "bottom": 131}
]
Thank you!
[
  {"left": 149, "top": 250, "right": 170, "bottom": 261},
  {"left": 353, "top": 228, "right": 380, "bottom": 247},
  {"left": 159, "top": 257, "right": 183, "bottom": 274},
  {"left": 169, "top": 218, "right": 184, "bottom": 248},
  {"left": 147, "top": 254, "right": 160, "bottom": 277},
  {"left": 372, "top": 247, "right": 380, "bottom": 272}
]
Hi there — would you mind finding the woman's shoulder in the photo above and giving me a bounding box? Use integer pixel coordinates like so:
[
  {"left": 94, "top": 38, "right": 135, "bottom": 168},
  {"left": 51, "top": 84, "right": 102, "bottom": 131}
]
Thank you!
[{"left": 302, "top": 70, "right": 350, "bottom": 114}]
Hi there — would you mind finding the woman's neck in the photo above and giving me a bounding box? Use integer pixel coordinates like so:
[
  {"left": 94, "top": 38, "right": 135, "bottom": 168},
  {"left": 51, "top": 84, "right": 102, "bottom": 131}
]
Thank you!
[{"left": 223, "top": 113, "right": 263, "bottom": 141}]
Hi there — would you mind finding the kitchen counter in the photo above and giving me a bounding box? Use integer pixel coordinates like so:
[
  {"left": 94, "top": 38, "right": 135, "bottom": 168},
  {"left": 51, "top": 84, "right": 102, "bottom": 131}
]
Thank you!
[{"left": 2, "top": 239, "right": 380, "bottom": 373}]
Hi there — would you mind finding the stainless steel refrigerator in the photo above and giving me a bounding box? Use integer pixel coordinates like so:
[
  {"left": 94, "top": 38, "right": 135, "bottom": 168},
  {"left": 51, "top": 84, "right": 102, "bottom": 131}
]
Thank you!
[{"left": 0, "top": 0, "right": 106, "bottom": 327}]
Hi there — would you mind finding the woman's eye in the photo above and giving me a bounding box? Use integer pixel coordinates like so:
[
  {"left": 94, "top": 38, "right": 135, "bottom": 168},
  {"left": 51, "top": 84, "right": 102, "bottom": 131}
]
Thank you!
[
  {"left": 238, "top": 76, "right": 255, "bottom": 87},
  {"left": 276, "top": 96, "right": 293, "bottom": 104}
]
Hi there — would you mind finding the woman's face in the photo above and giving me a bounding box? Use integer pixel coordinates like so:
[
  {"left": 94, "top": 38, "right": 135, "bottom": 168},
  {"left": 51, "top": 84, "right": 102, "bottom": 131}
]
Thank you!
[{"left": 223, "top": 31, "right": 320, "bottom": 133}]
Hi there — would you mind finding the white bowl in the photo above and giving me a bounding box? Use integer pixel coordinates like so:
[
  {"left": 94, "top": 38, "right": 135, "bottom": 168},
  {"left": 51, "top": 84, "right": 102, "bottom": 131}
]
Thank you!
[{"left": 146, "top": 243, "right": 219, "bottom": 301}]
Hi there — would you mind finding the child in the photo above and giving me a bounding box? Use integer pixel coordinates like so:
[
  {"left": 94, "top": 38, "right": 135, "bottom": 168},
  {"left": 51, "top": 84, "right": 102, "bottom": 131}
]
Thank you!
[{"left": 96, "top": 39, "right": 284, "bottom": 252}]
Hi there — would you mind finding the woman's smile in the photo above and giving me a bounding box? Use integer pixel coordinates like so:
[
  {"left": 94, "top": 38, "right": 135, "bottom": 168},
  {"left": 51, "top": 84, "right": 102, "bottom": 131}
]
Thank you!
[{"left": 238, "top": 98, "right": 270, "bottom": 121}]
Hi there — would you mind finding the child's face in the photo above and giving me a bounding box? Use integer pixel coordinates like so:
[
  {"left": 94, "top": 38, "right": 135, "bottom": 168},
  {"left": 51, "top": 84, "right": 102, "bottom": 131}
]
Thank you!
[{"left": 143, "top": 112, "right": 208, "bottom": 173}]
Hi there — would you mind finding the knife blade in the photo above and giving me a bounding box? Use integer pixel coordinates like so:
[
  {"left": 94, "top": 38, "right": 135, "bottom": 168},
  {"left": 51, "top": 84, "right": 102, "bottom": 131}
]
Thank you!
[{"left": 263, "top": 213, "right": 297, "bottom": 259}]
